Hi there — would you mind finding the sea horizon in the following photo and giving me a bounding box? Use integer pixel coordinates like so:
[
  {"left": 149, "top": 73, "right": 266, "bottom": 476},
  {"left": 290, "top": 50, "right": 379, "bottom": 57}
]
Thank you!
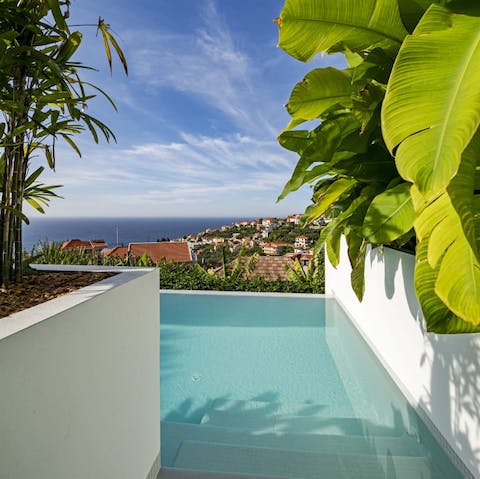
[{"left": 22, "top": 216, "right": 260, "bottom": 252}]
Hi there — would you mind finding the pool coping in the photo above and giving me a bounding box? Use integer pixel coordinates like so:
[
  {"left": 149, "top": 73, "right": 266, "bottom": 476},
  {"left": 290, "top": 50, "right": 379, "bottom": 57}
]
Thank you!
[{"left": 160, "top": 289, "right": 333, "bottom": 299}]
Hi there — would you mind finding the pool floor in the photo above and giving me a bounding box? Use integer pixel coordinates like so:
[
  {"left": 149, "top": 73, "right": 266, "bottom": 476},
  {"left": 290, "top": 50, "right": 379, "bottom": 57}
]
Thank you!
[{"left": 160, "top": 293, "right": 464, "bottom": 479}]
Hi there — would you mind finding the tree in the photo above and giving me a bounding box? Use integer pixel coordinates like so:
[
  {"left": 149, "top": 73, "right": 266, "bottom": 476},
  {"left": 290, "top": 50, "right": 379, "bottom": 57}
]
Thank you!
[
  {"left": 276, "top": 0, "right": 480, "bottom": 333},
  {"left": 0, "top": 0, "right": 127, "bottom": 287}
]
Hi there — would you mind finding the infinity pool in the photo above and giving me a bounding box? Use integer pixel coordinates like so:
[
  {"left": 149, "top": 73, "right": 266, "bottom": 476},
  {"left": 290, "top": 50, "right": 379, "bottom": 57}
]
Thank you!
[{"left": 160, "top": 292, "right": 463, "bottom": 478}]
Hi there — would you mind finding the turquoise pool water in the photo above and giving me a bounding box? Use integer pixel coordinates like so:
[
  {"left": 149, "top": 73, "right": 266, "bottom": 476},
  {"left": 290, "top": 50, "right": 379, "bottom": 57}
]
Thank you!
[{"left": 160, "top": 292, "right": 464, "bottom": 478}]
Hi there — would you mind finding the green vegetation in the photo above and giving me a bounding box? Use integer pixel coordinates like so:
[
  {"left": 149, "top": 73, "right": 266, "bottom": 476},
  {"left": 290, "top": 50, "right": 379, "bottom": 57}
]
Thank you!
[
  {"left": 31, "top": 241, "right": 324, "bottom": 294},
  {"left": 0, "top": 0, "right": 126, "bottom": 287},
  {"left": 277, "top": 0, "right": 480, "bottom": 333},
  {"left": 267, "top": 224, "right": 319, "bottom": 244}
]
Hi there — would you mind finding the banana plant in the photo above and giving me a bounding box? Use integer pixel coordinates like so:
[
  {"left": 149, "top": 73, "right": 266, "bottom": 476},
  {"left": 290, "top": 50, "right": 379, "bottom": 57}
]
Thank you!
[{"left": 276, "top": 0, "right": 480, "bottom": 332}]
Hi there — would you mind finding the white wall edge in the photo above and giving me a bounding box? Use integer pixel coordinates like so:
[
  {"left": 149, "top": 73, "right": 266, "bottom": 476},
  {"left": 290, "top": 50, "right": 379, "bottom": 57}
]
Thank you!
[
  {"left": 1, "top": 266, "right": 156, "bottom": 341},
  {"left": 0, "top": 264, "right": 159, "bottom": 479}
]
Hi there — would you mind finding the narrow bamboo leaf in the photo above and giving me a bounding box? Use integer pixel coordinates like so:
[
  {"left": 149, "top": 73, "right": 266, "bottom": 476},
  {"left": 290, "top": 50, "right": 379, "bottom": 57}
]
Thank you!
[
  {"left": 382, "top": 5, "right": 480, "bottom": 199},
  {"left": 26, "top": 197, "right": 46, "bottom": 214},
  {"left": 285, "top": 68, "right": 353, "bottom": 129},
  {"left": 276, "top": 0, "right": 408, "bottom": 61},
  {"left": 97, "top": 19, "right": 112, "bottom": 72},
  {"left": 47, "top": 0, "right": 68, "bottom": 32},
  {"left": 56, "top": 31, "right": 82, "bottom": 63},
  {"left": 362, "top": 182, "right": 414, "bottom": 243},
  {"left": 25, "top": 167, "right": 44, "bottom": 186},
  {"left": 105, "top": 29, "right": 128, "bottom": 75},
  {"left": 61, "top": 134, "right": 81, "bottom": 157},
  {"left": 45, "top": 145, "right": 55, "bottom": 169}
]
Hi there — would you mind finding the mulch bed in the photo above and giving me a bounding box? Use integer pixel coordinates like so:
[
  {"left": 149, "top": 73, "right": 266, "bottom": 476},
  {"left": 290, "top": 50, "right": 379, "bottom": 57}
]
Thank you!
[{"left": 0, "top": 270, "right": 117, "bottom": 318}]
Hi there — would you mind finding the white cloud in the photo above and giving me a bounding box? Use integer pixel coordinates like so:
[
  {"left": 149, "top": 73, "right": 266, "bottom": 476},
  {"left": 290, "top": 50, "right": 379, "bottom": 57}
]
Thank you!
[
  {"left": 29, "top": 132, "right": 309, "bottom": 217},
  {"left": 125, "top": 0, "right": 276, "bottom": 134}
]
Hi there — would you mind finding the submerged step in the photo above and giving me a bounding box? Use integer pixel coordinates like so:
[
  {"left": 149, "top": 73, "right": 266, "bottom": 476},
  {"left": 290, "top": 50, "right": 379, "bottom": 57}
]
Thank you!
[
  {"left": 158, "top": 466, "right": 286, "bottom": 479},
  {"left": 208, "top": 398, "right": 356, "bottom": 419},
  {"left": 161, "top": 421, "right": 426, "bottom": 467},
  {"left": 173, "top": 440, "right": 443, "bottom": 479},
  {"left": 200, "top": 409, "right": 406, "bottom": 437}
]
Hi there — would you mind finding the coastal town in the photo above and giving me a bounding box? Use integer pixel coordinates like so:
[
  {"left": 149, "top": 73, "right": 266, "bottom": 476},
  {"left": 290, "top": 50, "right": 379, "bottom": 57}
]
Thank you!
[{"left": 60, "top": 214, "right": 327, "bottom": 281}]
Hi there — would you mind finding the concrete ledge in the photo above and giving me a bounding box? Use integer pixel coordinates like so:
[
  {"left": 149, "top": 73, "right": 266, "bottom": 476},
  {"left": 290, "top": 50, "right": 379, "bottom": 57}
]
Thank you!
[{"left": 0, "top": 266, "right": 160, "bottom": 479}]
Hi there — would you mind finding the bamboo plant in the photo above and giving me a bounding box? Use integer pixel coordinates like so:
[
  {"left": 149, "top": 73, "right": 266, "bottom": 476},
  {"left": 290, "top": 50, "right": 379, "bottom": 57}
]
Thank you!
[{"left": 0, "top": 0, "right": 127, "bottom": 288}]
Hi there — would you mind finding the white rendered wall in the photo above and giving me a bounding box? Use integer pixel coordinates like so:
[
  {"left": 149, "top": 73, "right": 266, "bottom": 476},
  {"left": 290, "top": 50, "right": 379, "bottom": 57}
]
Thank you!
[
  {"left": 326, "top": 239, "right": 480, "bottom": 478},
  {"left": 0, "top": 267, "right": 160, "bottom": 479}
]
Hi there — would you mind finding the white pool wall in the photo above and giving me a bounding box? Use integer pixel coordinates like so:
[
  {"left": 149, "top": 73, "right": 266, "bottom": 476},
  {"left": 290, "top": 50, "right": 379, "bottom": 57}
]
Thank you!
[
  {"left": 325, "top": 238, "right": 480, "bottom": 479},
  {"left": 0, "top": 267, "right": 160, "bottom": 479}
]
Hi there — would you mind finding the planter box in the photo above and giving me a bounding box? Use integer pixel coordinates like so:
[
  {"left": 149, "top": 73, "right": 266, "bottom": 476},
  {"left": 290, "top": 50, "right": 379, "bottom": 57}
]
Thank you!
[
  {"left": 326, "top": 239, "right": 480, "bottom": 479},
  {"left": 0, "top": 266, "right": 160, "bottom": 479}
]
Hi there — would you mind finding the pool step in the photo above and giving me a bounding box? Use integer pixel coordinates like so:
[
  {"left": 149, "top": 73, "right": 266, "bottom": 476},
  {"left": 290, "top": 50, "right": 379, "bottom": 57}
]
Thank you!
[
  {"left": 161, "top": 421, "right": 427, "bottom": 467},
  {"left": 172, "top": 440, "right": 444, "bottom": 479},
  {"left": 200, "top": 409, "right": 406, "bottom": 437},
  {"left": 158, "top": 466, "right": 286, "bottom": 479},
  {"left": 208, "top": 398, "right": 356, "bottom": 419}
]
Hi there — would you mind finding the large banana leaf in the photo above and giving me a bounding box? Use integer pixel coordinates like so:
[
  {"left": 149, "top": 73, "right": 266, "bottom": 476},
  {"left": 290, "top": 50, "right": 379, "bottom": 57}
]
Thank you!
[
  {"left": 276, "top": 0, "right": 408, "bottom": 61},
  {"left": 285, "top": 68, "right": 353, "bottom": 130},
  {"left": 414, "top": 237, "right": 480, "bottom": 333},
  {"left": 382, "top": 5, "right": 480, "bottom": 200},
  {"left": 413, "top": 132, "right": 480, "bottom": 324},
  {"left": 362, "top": 182, "right": 414, "bottom": 244},
  {"left": 305, "top": 178, "right": 357, "bottom": 223},
  {"left": 278, "top": 114, "right": 362, "bottom": 200}
]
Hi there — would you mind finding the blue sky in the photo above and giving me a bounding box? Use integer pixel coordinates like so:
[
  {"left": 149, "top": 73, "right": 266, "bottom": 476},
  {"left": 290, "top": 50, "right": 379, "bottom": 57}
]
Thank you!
[{"left": 29, "top": 0, "right": 344, "bottom": 218}]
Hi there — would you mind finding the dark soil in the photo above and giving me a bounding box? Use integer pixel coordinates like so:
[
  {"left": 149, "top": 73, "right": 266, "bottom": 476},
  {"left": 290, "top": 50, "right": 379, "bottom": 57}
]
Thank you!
[{"left": 0, "top": 270, "right": 117, "bottom": 318}]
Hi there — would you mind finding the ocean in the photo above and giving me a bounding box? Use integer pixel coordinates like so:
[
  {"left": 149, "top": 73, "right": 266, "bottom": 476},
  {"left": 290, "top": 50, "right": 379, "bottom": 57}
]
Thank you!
[{"left": 22, "top": 217, "right": 253, "bottom": 252}]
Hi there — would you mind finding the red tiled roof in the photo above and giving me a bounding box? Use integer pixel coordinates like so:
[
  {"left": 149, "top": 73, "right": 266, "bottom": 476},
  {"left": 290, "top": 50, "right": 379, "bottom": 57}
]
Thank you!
[
  {"left": 90, "top": 240, "right": 107, "bottom": 248},
  {"left": 228, "top": 255, "right": 294, "bottom": 281},
  {"left": 61, "top": 239, "right": 107, "bottom": 251},
  {"left": 128, "top": 242, "right": 192, "bottom": 263},
  {"left": 61, "top": 239, "right": 92, "bottom": 251},
  {"left": 103, "top": 246, "right": 128, "bottom": 259}
]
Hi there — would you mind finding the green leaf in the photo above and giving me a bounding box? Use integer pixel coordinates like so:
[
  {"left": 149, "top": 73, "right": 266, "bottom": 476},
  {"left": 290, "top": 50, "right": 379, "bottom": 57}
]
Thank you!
[
  {"left": 45, "top": 145, "right": 55, "bottom": 169},
  {"left": 47, "top": 0, "right": 68, "bottom": 32},
  {"left": 276, "top": 0, "right": 408, "bottom": 61},
  {"left": 325, "top": 223, "right": 342, "bottom": 267},
  {"left": 415, "top": 238, "right": 480, "bottom": 333},
  {"left": 362, "top": 182, "right": 414, "bottom": 243},
  {"left": 382, "top": 5, "right": 480, "bottom": 200},
  {"left": 350, "top": 238, "right": 367, "bottom": 301},
  {"left": 278, "top": 114, "right": 362, "bottom": 200},
  {"left": 285, "top": 68, "right": 353, "bottom": 130},
  {"left": 61, "top": 134, "right": 81, "bottom": 157},
  {"left": 414, "top": 132, "right": 480, "bottom": 324},
  {"left": 306, "top": 178, "right": 357, "bottom": 222},
  {"left": 56, "top": 31, "right": 82, "bottom": 63},
  {"left": 278, "top": 130, "right": 310, "bottom": 153}
]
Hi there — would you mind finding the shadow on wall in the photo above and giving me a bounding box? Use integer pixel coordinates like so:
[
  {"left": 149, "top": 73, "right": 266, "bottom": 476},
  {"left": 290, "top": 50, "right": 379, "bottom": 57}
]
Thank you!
[
  {"left": 371, "top": 247, "right": 424, "bottom": 331},
  {"left": 422, "top": 335, "right": 480, "bottom": 477},
  {"left": 375, "top": 246, "right": 480, "bottom": 477}
]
